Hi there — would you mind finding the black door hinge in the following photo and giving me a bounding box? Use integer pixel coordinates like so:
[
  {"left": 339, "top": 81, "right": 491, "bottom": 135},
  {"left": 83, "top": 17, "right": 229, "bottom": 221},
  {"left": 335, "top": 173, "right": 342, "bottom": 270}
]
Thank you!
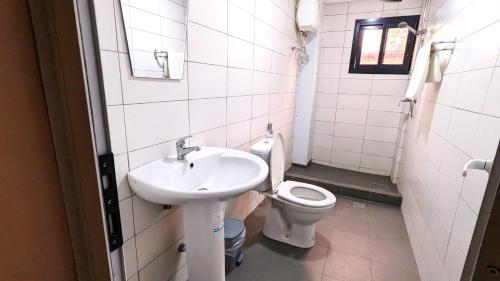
[{"left": 98, "top": 153, "right": 123, "bottom": 252}]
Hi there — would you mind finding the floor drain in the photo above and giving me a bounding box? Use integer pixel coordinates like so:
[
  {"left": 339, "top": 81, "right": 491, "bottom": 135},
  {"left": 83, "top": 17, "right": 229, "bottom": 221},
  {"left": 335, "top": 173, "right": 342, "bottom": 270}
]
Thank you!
[
  {"left": 197, "top": 187, "right": 208, "bottom": 191},
  {"left": 353, "top": 202, "right": 366, "bottom": 209}
]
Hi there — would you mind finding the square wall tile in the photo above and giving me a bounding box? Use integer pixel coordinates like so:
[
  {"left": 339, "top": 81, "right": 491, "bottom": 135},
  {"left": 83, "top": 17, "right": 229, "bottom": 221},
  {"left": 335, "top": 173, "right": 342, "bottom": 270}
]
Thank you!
[
  {"left": 360, "top": 154, "right": 393, "bottom": 172},
  {"left": 364, "top": 126, "right": 398, "bottom": 142},
  {"left": 321, "top": 15, "right": 348, "bottom": 32},
  {"left": 331, "top": 149, "right": 362, "bottom": 167},
  {"left": 228, "top": 68, "right": 253, "bottom": 96},
  {"left": 254, "top": 46, "right": 272, "bottom": 72},
  {"left": 100, "top": 50, "right": 122, "bottom": 105},
  {"left": 348, "top": 0, "right": 383, "bottom": 13},
  {"left": 251, "top": 115, "right": 269, "bottom": 140},
  {"left": 317, "top": 78, "right": 340, "bottom": 93},
  {"left": 313, "top": 134, "right": 334, "bottom": 149},
  {"left": 228, "top": 3, "right": 254, "bottom": 42},
  {"left": 363, "top": 140, "right": 396, "bottom": 157},
  {"left": 191, "top": 126, "right": 227, "bottom": 147},
  {"left": 312, "top": 147, "right": 332, "bottom": 162},
  {"left": 228, "top": 37, "right": 254, "bottom": 69},
  {"left": 371, "top": 79, "right": 409, "bottom": 96},
  {"left": 320, "top": 31, "right": 346, "bottom": 48},
  {"left": 122, "top": 238, "right": 138, "bottom": 280},
  {"left": 314, "top": 121, "right": 335, "bottom": 135},
  {"left": 107, "top": 105, "right": 128, "bottom": 154},
  {"left": 139, "top": 239, "right": 186, "bottom": 281},
  {"left": 252, "top": 94, "right": 270, "bottom": 117},
  {"left": 315, "top": 107, "right": 336, "bottom": 122},
  {"left": 337, "top": 94, "right": 369, "bottom": 110},
  {"left": 446, "top": 109, "right": 480, "bottom": 156},
  {"left": 94, "top": 0, "right": 118, "bottom": 51},
  {"left": 332, "top": 136, "right": 363, "bottom": 153},
  {"left": 119, "top": 197, "right": 134, "bottom": 241},
  {"left": 253, "top": 71, "right": 270, "bottom": 95},
  {"left": 115, "top": 153, "right": 131, "bottom": 200},
  {"left": 230, "top": 0, "right": 255, "bottom": 14},
  {"left": 335, "top": 109, "right": 367, "bottom": 124},
  {"left": 188, "top": 62, "right": 227, "bottom": 99},
  {"left": 315, "top": 93, "right": 338, "bottom": 108},
  {"left": 188, "top": 22, "right": 227, "bottom": 66},
  {"left": 228, "top": 96, "right": 252, "bottom": 124},
  {"left": 369, "top": 96, "right": 402, "bottom": 112},
  {"left": 367, "top": 111, "right": 401, "bottom": 128},
  {"left": 189, "top": 98, "right": 226, "bottom": 133},
  {"left": 323, "top": 3, "right": 349, "bottom": 15},
  {"left": 132, "top": 196, "right": 175, "bottom": 234},
  {"left": 124, "top": 101, "right": 189, "bottom": 150},
  {"left": 445, "top": 239, "right": 466, "bottom": 281},
  {"left": 320, "top": 48, "right": 344, "bottom": 64},
  {"left": 471, "top": 115, "right": 500, "bottom": 159},
  {"left": 188, "top": 0, "right": 227, "bottom": 32},
  {"left": 334, "top": 123, "right": 365, "bottom": 139},
  {"left": 339, "top": 79, "right": 372, "bottom": 95},
  {"left": 482, "top": 67, "right": 500, "bottom": 117},
  {"left": 227, "top": 120, "right": 251, "bottom": 148},
  {"left": 135, "top": 210, "right": 183, "bottom": 269},
  {"left": 451, "top": 199, "right": 477, "bottom": 255},
  {"left": 455, "top": 68, "right": 493, "bottom": 112}
]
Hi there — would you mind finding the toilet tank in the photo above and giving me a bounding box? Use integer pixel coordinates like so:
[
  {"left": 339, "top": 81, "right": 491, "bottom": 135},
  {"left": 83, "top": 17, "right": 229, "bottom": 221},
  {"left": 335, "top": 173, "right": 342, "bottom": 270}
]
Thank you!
[{"left": 250, "top": 138, "right": 274, "bottom": 192}]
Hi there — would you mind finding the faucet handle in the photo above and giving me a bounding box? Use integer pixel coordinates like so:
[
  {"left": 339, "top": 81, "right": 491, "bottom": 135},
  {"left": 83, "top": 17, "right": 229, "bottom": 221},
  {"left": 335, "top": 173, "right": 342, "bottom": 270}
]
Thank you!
[{"left": 176, "top": 135, "right": 193, "bottom": 146}]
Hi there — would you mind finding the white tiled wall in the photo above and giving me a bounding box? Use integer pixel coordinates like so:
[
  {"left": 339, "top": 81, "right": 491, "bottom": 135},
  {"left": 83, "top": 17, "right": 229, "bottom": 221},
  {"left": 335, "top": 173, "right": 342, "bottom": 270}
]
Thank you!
[
  {"left": 311, "top": 0, "right": 421, "bottom": 176},
  {"left": 93, "top": 0, "right": 299, "bottom": 280},
  {"left": 398, "top": 0, "right": 500, "bottom": 281}
]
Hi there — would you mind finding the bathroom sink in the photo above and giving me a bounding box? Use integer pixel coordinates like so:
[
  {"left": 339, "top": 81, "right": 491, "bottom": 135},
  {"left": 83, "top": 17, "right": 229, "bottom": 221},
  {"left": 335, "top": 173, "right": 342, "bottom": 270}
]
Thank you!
[
  {"left": 128, "top": 147, "right": 268, "bottom": 281},
  {"left": 128, "top": 147, "right": 269, "bottom": 205}
]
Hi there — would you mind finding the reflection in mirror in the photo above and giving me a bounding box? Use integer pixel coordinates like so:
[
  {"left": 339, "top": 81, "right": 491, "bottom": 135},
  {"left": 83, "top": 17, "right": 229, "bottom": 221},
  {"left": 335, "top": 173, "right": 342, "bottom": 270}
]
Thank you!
[{"left": 119, "top": 0, "right": 187, "bottom": 79}]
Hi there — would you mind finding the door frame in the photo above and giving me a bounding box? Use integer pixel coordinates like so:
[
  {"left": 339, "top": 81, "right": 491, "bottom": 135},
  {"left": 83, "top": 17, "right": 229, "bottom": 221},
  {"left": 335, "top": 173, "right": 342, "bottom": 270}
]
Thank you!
[
  {"left": 27, "top": 0, "right": 113, "bottom": 280},
  {"left": 462, "top": 142, "right": 500, "bottom": 281}
]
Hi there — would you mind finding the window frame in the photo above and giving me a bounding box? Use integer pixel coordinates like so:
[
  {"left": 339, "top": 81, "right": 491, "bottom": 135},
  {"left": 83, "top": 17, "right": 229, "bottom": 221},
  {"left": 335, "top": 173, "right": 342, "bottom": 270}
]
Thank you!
[{"left": 348, "top": 15, "right": 420, "bottom": 75}]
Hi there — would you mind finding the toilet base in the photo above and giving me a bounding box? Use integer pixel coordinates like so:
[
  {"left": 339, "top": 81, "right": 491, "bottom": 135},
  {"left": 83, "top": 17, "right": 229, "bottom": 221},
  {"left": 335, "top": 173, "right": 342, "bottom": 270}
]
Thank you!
[{"left": 262, "top": 204, "right": 316, "bottom": 248}]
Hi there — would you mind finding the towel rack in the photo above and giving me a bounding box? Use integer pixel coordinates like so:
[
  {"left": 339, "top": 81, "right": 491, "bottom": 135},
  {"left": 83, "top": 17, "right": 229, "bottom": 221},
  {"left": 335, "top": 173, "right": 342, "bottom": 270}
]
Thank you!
[{"left": 431, "top": 39, "right": 456, "bottom": 53}]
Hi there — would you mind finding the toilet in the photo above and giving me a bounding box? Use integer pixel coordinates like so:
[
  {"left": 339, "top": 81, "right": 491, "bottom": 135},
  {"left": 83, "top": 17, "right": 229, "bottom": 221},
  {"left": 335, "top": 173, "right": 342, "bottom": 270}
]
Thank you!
[{"left": 251, "top": 133, "right": 336, "bottom": 248}]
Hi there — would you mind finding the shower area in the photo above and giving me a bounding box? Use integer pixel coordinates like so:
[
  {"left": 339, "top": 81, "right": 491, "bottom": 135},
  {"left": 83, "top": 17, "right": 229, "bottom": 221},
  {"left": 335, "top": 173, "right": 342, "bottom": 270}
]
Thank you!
[{"left": 292, "top": 0, "right": 500, "bottom": 280}]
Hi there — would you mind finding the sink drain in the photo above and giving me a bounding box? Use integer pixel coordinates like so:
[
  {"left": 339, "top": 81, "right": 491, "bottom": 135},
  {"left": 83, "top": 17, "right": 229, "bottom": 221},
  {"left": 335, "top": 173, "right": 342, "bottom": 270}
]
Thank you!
[{"left": 197, "top": 187, "right": 208, "bottom": 191}]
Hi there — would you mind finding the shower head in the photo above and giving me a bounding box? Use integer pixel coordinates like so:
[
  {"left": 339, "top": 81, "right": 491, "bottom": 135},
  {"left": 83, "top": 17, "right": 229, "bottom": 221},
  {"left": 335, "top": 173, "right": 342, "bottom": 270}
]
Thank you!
[{"left": 398, "top": 21, "right": 426, "bottom": 35}]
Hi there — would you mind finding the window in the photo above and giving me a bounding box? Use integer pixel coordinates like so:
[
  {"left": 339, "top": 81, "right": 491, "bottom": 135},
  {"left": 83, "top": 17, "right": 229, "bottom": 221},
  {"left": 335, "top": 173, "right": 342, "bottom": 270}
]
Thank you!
[{"left": 349, "top": 15, "right": 420, "bottom": 75}]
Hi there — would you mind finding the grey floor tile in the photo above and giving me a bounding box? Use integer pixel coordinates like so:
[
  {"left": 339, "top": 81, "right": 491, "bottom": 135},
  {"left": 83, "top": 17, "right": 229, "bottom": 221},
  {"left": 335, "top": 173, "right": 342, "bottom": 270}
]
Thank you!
[
  {"left": 228, "top": 195, "right": 419, "bottom": 281},
  {"left": 332, "top": 213, "right": 371, "bottom": 237},
  {"left": 324, "top": 249, "right": 372, "bottom": 281},
  {"left": 329, "top": 229, "right": 372, "bottom": 259},
  {"left": 372, "top": 261, "right": 420, "bottom": 281}
]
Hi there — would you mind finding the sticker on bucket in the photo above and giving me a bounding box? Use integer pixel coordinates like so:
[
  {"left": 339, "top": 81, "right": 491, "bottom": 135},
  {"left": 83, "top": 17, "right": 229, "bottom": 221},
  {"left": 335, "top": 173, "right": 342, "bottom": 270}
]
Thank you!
[{"left": 211, "top": 210, "right": 224, "bottom": 233}]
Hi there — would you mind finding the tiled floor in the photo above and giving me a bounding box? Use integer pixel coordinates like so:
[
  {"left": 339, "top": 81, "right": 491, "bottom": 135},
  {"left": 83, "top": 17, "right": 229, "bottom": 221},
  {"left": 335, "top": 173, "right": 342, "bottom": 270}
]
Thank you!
[
  {"left": 227, "top": 196, "right": 419, "bottom": 281},
  {"left": 286, "top": 164, "right": 402, "bottom": 206}
]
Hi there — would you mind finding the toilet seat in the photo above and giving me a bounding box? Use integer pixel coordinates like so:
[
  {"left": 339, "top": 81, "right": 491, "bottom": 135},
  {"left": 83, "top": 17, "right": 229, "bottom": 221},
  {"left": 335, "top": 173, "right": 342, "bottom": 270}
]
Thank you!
[
  {"left": 277, "top": 181, "right": 336, "bottom": 208},
  {"left": 269, "top": 134, "right": 336, "bottom": 209}
]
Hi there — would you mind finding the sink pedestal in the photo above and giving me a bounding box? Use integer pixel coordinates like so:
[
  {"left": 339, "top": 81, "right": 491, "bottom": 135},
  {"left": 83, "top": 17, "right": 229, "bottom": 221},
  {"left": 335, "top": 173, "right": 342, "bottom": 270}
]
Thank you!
[{"left": 182, "top": 199, "right": 225, "bottom": 281}]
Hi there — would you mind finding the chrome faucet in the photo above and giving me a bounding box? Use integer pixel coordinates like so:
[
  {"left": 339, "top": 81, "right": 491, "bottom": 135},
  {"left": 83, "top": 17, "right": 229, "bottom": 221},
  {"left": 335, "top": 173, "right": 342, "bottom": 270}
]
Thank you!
[{"left": 176, "top": 136, "right": 200, "bottom": 160}]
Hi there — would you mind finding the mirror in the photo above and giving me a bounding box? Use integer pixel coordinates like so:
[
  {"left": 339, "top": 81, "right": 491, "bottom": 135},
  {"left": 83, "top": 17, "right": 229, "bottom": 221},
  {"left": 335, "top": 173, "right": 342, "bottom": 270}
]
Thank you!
[{"left": 119, "top": 0, "right": 187, "bottom": 79}]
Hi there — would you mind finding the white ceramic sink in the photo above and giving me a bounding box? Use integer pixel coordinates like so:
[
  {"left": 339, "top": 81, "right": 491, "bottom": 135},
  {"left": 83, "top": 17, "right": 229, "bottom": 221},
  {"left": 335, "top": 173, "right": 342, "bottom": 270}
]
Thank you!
[
  {"left": 127, "top": 146, "right": 269, "bottom": 281},
  {"left": 128, "top": 147, "right": 269, "bottom": 205}
]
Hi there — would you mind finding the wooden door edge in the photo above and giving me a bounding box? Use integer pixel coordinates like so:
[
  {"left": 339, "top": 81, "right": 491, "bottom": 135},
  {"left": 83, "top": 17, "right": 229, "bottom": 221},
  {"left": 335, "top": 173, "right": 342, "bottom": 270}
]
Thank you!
[{"left": 27, "top": 1, "right": 112, "bottom": 281}]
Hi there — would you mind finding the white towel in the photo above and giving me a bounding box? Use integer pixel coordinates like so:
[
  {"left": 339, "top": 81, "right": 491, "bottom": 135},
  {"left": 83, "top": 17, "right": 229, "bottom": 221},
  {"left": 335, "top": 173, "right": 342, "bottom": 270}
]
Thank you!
[
  {"left": 166, "top": 51, "right": 184, "bottom": 79},
  {"left": 404, "top": 43, "right": 431, "bottom": 100},
  {"left": 426, "top": 50, "right": 442, "bottom": 82}
]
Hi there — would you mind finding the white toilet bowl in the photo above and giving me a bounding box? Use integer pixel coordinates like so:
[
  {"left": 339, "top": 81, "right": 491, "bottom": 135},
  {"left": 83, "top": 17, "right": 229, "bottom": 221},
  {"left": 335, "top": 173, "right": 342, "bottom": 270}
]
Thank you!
[{"left": 251, "top": 134, "right": 336, "bottom": 248}]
